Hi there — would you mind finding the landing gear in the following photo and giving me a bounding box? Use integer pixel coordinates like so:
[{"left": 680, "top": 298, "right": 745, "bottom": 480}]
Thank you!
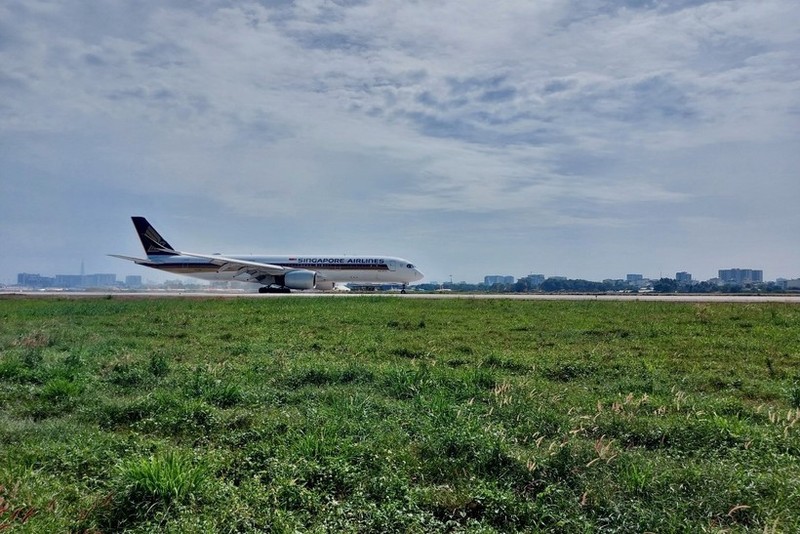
[
  {"left": 401, "top": 284, "right": 407, "bottom": 294},
  {"left": 258, "top": 286, "right": 291, "bottom": 294}
]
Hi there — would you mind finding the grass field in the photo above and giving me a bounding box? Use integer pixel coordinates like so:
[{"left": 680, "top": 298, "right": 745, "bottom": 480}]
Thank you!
[{"left": 1, "top": 296, "right": 799, "bottom": 532}]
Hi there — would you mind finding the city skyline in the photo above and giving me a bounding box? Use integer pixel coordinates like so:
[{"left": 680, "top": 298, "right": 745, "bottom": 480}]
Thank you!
[
  {"left": 8, "top": 264, "right": 796, "bottom": 289},
  {"left": 2, "top": 1, "right": 798, "bottom": 284},
  {"left": 4, "top": 252, "right": 796, "bottom": 288}
]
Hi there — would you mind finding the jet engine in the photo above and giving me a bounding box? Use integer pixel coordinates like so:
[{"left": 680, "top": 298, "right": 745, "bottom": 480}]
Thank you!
[{"left": 283, "top": 269, "right": 317, "bottom": 290}]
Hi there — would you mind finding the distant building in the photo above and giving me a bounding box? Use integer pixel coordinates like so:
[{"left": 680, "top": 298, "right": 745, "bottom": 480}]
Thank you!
[
  {"left": 625, "top": 274, "right": 650, "bottom": 289},
  {"left": 777, "top": 278, "right": 800, "bottom": 289},
  {"left": 718, "top": 269, "right": 763, "bottom": 285},
  {"left": 484, "top": 275, "right": 515, "bottom": 285},
  {"left": 54, "top": 273, "right": 117, "bottom": 288},
  {"left": 54, "top": 274, "right": 83, "bottom": 288},
  {"left": 521, "top": 274, "right": 546, "bottom": 287},
  {"left": 84, "top": 273, "right": 116, "bottom": 287},
  {"left": 125, "top": 275, "right": 142, "bottom": 288},
  {"left": 17, "top": 273, "right": 54, "bottom": 288},
  {"left": 676, "top": 271, "right": 692, "bottom": 283}
]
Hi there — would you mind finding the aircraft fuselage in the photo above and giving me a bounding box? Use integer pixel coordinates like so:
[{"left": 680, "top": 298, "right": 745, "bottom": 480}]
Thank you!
[{"left": 137, "top": 254, "right": 423, "bottom": 285}]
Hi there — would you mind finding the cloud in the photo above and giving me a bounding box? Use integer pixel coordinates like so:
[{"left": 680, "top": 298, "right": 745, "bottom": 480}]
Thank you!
[{"left": 1, "top": 0, "right": 798, "bottom": 282}]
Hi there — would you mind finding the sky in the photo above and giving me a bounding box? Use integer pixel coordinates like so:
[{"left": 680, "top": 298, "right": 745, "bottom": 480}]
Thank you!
[{"left": 1, "top": 0, "right": 798, "bottom": 285}]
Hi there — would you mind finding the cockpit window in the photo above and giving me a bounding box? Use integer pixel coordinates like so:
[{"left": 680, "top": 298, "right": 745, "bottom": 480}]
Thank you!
[{"left": 407, "top": 264, "right": 414, "bottom": 268}]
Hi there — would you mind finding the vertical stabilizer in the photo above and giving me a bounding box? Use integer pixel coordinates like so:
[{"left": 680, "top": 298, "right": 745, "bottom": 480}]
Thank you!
[{"left": 131, "top": 217, "right": 178, "bottom": 256}]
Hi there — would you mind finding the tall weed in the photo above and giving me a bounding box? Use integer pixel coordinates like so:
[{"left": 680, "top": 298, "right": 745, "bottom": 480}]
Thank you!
[{"left": 118, "top": 450, "right": 208, "bottom": 506}]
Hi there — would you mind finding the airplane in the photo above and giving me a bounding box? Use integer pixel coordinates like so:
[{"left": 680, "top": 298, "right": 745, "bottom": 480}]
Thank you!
[{"left": 111, "top": 217, "right": 424, "bottom": 293}]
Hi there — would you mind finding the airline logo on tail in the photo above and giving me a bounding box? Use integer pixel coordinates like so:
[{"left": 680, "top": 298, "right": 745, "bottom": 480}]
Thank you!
[
  {"left": 144, "top": 228, "right": 166, "bottom": 252},
  {"left": 132, "top": 216, "right": 177, "bottom": 255}
]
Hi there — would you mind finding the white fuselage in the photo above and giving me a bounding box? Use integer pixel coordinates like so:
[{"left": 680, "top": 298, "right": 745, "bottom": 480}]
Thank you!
[{"left": 144, "top": 254, "right": 424, "bottom": 286}]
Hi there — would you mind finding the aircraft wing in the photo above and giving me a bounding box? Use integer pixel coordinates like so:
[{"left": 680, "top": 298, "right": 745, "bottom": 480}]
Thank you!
[{"left": 174, "top": 251, "right": 289, "bottom": 276}]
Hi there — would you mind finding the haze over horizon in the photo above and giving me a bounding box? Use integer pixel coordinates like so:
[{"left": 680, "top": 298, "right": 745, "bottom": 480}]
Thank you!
[{"left": 2, "top": 1, "right": 798, "bottom": 285}]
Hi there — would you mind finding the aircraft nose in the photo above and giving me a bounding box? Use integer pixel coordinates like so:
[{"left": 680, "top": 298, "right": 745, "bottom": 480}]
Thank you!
[{"left": 414, "top": 269, "right": 424, "bottom": 281}]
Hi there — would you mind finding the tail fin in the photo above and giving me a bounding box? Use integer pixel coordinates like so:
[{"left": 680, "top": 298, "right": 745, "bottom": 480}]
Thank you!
[{"left": 132, "top": 217, "right": 178, "bottom": 256}]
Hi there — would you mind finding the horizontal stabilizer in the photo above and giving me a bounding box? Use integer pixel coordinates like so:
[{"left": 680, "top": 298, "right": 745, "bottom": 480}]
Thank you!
[{"left": 108, "top": 254, "right": 155, "bottom": 265}]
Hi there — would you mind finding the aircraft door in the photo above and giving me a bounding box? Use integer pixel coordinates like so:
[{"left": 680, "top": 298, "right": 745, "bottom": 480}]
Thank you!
[{"left": 387, "top": 260, "right": 397, "bottom": 271}]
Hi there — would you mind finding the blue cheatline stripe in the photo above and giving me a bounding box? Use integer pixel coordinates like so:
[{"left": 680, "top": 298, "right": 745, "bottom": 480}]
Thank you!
[{"left": 148, "top": 262, "right": 389, "bottom": 272}]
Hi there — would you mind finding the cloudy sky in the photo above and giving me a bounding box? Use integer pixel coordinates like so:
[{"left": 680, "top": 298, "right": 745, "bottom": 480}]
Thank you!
[{"left": 1, "top": 0, "right": 798, "bottom": 285}]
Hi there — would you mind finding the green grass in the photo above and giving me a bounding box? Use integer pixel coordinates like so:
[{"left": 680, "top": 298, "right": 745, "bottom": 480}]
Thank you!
[{"left": 1, "top": 296, "right": 799, "bottom": 532}]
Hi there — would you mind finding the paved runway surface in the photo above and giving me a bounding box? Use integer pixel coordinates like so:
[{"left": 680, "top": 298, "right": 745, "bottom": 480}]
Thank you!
[{"left": 4, "top": 290, "right": 800, "bottom": 303}]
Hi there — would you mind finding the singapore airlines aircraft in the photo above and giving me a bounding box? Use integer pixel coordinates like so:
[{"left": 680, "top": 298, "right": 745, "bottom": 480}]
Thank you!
[{"left": 111, "top": 217, "right": 424, "bottom": 293}]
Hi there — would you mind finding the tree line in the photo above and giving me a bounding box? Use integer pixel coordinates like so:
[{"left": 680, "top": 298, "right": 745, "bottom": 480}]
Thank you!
[{"left": 415, "top": 278, "right": 790, "bottom": 293}]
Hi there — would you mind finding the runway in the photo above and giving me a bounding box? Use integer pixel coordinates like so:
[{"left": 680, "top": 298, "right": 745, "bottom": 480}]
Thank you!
[{"left": 4, "top": 290, "right": 800, "bottom": 303}]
